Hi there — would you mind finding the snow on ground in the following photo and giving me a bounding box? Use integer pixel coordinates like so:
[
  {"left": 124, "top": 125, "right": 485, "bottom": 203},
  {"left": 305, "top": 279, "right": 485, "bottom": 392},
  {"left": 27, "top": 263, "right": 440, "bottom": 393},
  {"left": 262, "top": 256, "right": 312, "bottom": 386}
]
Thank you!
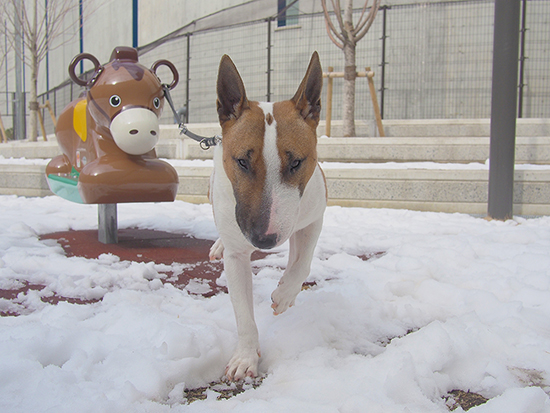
[{"left": 1, "top": 195, "right": 550, "bottom": 412}]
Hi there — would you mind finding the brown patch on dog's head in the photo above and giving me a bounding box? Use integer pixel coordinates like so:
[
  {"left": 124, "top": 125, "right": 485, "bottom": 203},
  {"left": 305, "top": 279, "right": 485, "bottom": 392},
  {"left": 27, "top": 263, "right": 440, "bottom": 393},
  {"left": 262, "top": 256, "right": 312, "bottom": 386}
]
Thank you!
[{"left": 273, "top": 100, "right": 318, "bottom": 195}]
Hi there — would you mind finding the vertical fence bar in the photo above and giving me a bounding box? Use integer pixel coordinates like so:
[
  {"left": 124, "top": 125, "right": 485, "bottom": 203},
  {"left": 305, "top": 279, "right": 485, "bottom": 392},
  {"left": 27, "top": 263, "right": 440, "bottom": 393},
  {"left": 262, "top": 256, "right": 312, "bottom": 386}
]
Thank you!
[
  {"left": 4, "top": 21, "right": 8, "bottom": 116},
  {"left": 132, "top": 0, "right": 138, "bottom": 48},
  {"left": 488, "top": 0, "right": 521, "bottom": 220},
  {"left": 517, "top": 0, "right": 527, "bottom": 118},
  {"left": 379, "top": 5, "right": 389, "bottom": 120},
  {"left": 185, "top": 33, "right": 191, "bottom": 123},
  {"left": 79, "top": 0, "right": 84, "bottom": 74},
  {"left": 45, "top": 0, "right": 49, "bottom": 98},
  {"left": 266, "top": 17, "right": 272, "bottom": 102}
]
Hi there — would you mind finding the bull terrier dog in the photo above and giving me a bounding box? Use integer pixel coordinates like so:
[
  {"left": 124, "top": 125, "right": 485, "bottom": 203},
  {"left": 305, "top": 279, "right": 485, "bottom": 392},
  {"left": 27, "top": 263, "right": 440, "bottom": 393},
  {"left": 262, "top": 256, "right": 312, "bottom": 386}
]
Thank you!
[{"left": 209, "top": 52, "right": 327, "bottom": 380}]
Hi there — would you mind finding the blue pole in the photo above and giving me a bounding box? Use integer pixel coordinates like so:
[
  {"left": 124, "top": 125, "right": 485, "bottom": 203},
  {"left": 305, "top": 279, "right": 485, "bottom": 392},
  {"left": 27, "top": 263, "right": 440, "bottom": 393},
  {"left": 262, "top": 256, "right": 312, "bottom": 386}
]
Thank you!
[
  {"left": 45, "top": 0, "right": 49, "bottom": 95},
  {"left": 79, "top": 0, "right": 83, "bottom": 73},
  {"left": 132, "top": 0, "right": 138, "bottom": 48},
  {"left": 4, "top": 20, "right": 8, "bottom": 115}
]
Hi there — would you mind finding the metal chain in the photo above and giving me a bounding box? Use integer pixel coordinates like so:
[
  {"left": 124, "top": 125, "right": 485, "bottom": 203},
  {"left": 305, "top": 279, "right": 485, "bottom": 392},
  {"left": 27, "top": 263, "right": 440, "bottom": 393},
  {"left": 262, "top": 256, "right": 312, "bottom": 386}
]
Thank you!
[{"left": 162, "top": 84, "right": 221, "bottom": 150}]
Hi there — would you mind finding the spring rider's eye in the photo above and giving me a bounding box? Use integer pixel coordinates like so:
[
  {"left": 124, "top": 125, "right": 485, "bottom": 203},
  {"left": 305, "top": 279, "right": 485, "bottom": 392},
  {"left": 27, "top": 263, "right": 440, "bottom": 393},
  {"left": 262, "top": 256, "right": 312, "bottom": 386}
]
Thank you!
[
  {"left": 109, "top": 95, "right": 121, "bottom": 107},
  {"left": 153, "top": 97, "right": 161, "bottom": 109}
]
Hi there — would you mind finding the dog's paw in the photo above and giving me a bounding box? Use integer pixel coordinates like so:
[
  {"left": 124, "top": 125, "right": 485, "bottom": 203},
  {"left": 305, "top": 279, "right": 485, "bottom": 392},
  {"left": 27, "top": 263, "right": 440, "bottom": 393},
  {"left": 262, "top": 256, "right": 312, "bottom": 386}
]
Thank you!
[
  {"left": 209, "top": 238, "right": 224, "bottom": 261},
  {"left": 225, "top": 348, "right": 260, "bottom": 381},
  {"left": 271, "top": 282, "right": 300, "bottom": 315}
]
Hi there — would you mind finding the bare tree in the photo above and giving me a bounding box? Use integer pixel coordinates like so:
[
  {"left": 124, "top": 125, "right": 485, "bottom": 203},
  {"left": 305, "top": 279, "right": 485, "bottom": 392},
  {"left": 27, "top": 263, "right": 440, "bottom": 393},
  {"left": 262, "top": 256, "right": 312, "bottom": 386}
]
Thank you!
[
  {"left": 321, "top": 0, "right": 380, "bottom": 137},
  {"left": 1, "top": 0, "right": 80, "bottom": 141}
]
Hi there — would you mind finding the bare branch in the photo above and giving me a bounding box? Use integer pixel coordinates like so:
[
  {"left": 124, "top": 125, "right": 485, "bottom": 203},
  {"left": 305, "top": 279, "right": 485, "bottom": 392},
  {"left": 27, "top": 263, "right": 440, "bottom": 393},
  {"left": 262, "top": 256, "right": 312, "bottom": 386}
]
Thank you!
[
  {"left": 354, "top": 0, "right": 381, "bottom": 41},
  {"left": 321, "top": 0, "right": 345, "bottom": 48},
  {"left": 332, "top": 0, "right": 346, "bottom": 36},
  {"left": 352, "top": 0, "right": 371, "bottom": 36},
  {"left": 324, "top": 17, "right": 344, "bottom": 49},
  {"left": 45, "top": 0, "right": 80, "bottom": 48}
]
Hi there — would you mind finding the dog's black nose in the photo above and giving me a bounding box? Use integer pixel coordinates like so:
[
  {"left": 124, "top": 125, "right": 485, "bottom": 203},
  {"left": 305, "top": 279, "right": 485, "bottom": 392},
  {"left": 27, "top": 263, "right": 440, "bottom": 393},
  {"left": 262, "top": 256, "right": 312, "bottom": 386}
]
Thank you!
[{"left": 250, "top": 232, "right": 278, "bottom": 249}]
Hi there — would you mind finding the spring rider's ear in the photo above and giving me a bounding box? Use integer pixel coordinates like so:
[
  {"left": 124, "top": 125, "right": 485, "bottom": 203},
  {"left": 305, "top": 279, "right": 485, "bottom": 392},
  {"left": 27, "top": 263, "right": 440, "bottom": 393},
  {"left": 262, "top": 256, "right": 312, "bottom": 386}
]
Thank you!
[
  {"left": 151, "top": 60, "right": 179, "bottom": 90},
  {"left": 69, "top": 53, "right": 103, "bottom": 87}
]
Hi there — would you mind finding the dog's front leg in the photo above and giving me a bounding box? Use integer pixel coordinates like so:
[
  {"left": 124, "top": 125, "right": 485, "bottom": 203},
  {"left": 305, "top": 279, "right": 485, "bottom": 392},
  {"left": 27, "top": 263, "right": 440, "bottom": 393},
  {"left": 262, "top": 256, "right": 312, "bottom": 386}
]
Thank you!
[
  {"left": 271, "top": 217, "right": 323, "bottom": 315},
  {"left": 223, "top": 249, "right": 261, "bottom": 380}
]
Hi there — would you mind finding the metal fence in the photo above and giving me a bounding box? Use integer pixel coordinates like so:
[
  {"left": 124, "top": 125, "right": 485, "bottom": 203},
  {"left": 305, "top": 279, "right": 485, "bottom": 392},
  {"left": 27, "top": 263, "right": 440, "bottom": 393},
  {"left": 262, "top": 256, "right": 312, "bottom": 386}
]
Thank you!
[{"left": 1, "top": 0, "right": 547, "bottom": 137}]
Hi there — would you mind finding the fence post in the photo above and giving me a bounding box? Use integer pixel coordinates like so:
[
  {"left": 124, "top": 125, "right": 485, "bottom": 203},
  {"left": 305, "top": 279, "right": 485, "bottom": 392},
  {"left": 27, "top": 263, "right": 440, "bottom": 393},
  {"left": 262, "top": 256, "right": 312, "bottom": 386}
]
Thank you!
[
  {"left": 185, "top": 33, "right": 191, "bottom": 123},
  {"left": 266, "top": 17, "right": 272, "bottom": 102},
  {"left": 517, "top": 0, "right": 527, "bottom": 118},
  {"left": 487, "top": 0, "right": 521, "bottom": 220},
  {"left": 379, "top": 5, "right": 389, "bottom": 120}
]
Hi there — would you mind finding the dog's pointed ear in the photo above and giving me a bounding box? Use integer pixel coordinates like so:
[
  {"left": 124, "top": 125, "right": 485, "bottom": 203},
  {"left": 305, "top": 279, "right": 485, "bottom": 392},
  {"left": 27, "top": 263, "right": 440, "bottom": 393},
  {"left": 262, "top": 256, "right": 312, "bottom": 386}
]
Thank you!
[
  {"left": 291, "top": 51, "right": 323, "bottom": 125},
  {"left": 217, "top": 55, "right": 249, "bottom": 124}
]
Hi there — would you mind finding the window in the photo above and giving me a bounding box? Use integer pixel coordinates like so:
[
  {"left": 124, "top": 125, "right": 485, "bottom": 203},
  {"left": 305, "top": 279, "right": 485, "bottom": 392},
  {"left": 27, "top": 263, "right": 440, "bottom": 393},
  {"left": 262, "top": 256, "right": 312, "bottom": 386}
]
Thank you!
[{"left": 277, "top": 0, "right": 299, "bottom": 27}]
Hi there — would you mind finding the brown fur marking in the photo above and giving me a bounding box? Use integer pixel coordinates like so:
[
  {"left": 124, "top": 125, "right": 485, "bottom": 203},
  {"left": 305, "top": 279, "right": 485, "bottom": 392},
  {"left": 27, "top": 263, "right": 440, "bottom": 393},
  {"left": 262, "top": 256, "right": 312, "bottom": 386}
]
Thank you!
[
  {"left": 221, "top": 102, "right": 270, "bottom": 235},
  {"left": 273, "top": 100, "right": 318, "bottom": 195}
]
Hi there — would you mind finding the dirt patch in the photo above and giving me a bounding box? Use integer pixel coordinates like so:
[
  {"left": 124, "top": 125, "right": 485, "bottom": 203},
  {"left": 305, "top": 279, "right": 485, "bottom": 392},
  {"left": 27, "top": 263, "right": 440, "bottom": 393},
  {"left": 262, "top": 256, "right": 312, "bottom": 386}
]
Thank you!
[
  {"left": 377, "top": 327, "right": 420, "bottom": 348},
  {"left": 184, "top": 377, "right": 265, "bottom": 403},
  {"left": 357, "top": 251, "right": 386, "bottom": 261},
  {"left": 444, "top": 389, "right": 488, "bottom": 411}
]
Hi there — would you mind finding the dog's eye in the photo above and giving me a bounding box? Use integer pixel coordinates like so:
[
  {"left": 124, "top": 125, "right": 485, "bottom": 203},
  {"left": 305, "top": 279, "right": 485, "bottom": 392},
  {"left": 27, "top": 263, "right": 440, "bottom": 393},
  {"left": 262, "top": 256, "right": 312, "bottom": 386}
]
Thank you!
[
  {"left": 237, "top": 158, "right": 249, "bottom": 171},
  {"left": 153, "top": 97, "right": 161, "bottom": 109},
  {"left": 290, "top": 159, "right": 302, "bottom": 172}
]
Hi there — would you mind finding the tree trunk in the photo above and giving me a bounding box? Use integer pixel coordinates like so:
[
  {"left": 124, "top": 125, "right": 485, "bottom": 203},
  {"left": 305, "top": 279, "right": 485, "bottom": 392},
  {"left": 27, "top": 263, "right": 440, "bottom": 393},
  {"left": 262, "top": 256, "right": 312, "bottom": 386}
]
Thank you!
[
  {"left": 29, "top": 52, "right": 38, "bottom": 141},
  {"left": 28, "top": 0, "right": 38, "bottom": 141},
  {"left": 343, "top": 42, "right": 356, "bottom": 137},
  {"left": 342, "top": 0, "right": 356, "bottom": 137}
]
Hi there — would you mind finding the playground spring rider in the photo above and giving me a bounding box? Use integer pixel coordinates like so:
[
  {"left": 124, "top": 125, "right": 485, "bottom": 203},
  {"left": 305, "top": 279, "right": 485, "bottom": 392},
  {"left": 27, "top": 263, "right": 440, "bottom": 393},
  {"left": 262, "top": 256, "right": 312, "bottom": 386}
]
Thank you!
[{"left": 45, "top": 46, "right": 180, "bottom": 242}]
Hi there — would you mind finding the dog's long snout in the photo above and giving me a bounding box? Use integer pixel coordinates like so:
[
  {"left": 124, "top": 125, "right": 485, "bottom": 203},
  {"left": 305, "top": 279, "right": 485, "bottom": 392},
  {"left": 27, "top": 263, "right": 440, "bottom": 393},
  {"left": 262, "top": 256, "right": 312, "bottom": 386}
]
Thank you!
[{"left": 250, "top": 232, "right": 278, "bottom": 249}]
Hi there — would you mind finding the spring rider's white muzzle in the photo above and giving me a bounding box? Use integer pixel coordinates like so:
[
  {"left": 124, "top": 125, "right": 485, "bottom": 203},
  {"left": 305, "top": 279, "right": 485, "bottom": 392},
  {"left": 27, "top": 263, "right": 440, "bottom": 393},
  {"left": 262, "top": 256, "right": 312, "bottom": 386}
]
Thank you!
[{"left": 110, "top": 107, "right": 160, "bottom": 155}]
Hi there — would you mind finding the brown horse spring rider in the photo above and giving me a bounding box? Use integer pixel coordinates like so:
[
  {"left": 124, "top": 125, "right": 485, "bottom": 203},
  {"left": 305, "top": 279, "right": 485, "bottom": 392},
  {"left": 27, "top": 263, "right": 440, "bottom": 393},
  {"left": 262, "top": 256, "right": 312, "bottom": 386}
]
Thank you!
[{"left": 46, "top": 46, "right": 179, "bottom": 204}]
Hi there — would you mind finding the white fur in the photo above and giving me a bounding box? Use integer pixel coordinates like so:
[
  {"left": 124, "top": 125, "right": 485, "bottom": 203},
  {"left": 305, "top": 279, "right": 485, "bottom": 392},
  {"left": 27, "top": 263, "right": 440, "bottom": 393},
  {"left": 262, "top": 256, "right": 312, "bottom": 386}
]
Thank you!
[{"left": 257, "top": 102, "right": 302, "bottom": 244}]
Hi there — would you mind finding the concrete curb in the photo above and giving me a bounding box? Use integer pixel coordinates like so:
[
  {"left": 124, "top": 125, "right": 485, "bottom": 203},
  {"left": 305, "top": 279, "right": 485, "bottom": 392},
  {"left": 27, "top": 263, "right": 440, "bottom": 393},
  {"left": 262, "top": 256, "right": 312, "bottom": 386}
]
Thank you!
[{"left": 2, "top": 163, "right": 549, "bottom": 216}]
